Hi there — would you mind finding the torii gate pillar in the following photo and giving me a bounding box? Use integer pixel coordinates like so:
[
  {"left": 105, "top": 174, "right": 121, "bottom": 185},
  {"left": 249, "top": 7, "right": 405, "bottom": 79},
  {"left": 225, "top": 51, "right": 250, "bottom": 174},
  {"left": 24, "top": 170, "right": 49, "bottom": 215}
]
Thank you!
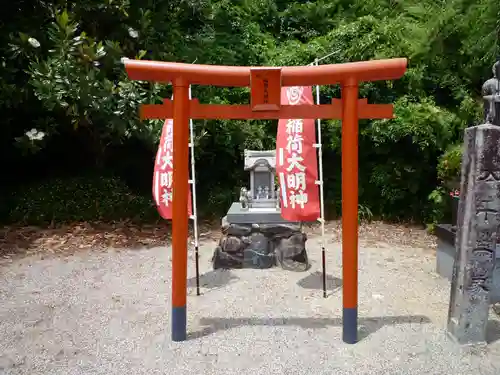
[{"left": 123, "top": 57, "right": 407, "bottom": 344}]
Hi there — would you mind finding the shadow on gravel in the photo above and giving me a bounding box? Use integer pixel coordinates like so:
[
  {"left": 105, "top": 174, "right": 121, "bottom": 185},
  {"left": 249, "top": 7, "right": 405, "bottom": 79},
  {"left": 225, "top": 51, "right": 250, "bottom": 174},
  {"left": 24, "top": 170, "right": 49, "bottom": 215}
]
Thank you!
[
  {"left": 297, "top": 271, "right": 342, "bottom": 295},
  {"left": 188, "top": 315, "right": 432, "bottom": 342},
  {"left": 186, "top": 269, "right": 239, "bottom": 292},
  {"left": 486, "top": 320, "right": 500, "bottom": 344}
]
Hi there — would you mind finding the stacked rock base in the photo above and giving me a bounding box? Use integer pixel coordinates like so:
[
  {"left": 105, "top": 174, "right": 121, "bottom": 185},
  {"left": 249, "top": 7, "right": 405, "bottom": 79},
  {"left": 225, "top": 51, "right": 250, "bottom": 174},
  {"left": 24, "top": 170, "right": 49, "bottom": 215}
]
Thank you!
[{"left": 212, "top": 217, "right": 309, "bottom": 272}]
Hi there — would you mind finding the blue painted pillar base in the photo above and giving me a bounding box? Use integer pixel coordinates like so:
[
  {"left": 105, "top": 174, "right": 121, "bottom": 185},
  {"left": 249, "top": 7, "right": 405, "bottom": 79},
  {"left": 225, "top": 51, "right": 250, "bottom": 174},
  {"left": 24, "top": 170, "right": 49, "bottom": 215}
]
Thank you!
[
  {"left": 172, "top": 306, "right": 187, "bottom": 342},
  {"left": 342, "top": 307, "right": 358, "bottom": 344}
]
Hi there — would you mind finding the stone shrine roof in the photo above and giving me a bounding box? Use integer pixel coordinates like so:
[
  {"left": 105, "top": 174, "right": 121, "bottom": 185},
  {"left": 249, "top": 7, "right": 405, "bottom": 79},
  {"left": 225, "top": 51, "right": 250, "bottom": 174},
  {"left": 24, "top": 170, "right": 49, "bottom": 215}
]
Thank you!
[{"left": 244, "top": 150, "right": 276, "bottom": 171}]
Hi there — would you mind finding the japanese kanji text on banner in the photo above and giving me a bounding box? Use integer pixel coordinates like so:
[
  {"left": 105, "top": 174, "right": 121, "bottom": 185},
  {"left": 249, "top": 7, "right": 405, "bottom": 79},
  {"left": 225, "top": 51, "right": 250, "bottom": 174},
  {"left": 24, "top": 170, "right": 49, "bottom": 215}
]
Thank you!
[
  {"left": 153, "top": 119, "right": 193, "bottom": 219},
  {"left": 276, "top": 86, "right": 320, "bottom": 221}
]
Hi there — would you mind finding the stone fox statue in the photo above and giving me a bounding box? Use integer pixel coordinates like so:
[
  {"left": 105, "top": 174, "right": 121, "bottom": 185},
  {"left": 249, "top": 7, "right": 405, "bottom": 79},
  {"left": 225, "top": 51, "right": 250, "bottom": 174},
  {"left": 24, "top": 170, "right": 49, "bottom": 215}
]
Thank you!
[
  {"left": 482, "top": 60, "right": 500, "bottom": 126},
  {"left": 239, "top": 187, "right": 252, "bottom": 209}
]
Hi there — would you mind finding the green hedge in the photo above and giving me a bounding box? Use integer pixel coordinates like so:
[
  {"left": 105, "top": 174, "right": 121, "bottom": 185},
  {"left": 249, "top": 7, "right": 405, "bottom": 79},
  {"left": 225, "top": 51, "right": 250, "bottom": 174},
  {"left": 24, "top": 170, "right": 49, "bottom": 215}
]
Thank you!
[{"left": 3, "top": 175, "right": 159, "bottom": 225}]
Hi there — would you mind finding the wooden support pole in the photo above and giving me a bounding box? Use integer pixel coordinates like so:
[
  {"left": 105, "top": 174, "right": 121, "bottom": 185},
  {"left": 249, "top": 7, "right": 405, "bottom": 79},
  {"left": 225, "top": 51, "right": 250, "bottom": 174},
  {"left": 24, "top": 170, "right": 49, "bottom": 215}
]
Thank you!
[
  {"left": 341, "top": 79, "right": 359, "bottom": 344},
  {"left": 171, "top": 80, "right": 190, "bottom": 342}
]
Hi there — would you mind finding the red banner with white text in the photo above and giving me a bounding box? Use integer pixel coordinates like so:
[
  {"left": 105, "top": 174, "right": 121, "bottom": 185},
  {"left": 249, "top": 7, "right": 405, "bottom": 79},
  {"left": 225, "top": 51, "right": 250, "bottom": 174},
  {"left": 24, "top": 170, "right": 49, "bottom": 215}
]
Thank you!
[
  {"left": 152, "top": 119, "right": 193, "bottom": 219},
  {"left": 276, "top": 86, "right": 320, "bottom": 222}
]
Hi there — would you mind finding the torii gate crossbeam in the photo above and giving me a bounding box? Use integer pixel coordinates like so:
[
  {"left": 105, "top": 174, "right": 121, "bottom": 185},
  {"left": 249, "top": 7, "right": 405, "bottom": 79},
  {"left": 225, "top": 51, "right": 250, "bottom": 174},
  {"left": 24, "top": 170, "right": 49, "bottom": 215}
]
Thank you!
[{"left": 123, "top": 57, "right": 407, "bottom": 344}]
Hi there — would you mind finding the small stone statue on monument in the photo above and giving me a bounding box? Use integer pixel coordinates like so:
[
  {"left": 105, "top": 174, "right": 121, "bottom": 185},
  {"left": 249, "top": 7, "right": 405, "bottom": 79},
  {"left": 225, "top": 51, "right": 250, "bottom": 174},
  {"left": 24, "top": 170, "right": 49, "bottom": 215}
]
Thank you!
[
  {"left": 482, "top": 59, "right": 500, "bottom": 126},
  {"left": 239, "top": 187, "right": 250, "bottom": 210},
  {"left": 257, "top": 186, "right": 263, "bottom": 199},
  {"left": 264, "top": 186, "right": 270, "bottom": 199}
]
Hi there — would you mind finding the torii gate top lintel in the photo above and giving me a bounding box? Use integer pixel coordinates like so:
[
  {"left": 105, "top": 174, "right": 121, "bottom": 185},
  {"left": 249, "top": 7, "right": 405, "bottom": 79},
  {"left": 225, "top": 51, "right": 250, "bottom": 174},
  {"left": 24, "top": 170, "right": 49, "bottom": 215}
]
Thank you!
[
  {"left": 123, "top": 58, "right": 407, "bottom": 120},
  {"left": 123, "top": 58, "right": 407, "bottom": 87}
]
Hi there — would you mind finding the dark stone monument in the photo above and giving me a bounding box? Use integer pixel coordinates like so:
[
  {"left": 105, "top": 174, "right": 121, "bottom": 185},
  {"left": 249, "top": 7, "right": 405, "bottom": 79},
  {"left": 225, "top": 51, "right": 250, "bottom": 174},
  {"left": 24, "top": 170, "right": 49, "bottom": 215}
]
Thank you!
[
  {"left": 436, "top": 59, "right": 500, "bottom": 305},
  {"left": 447, "top": 124, "right": 500, "bottom": 345},
  {"left": 212, "top": 150, "right": 309, "bottom": 271},
  {"left": 482, "top": 60, "right": 500, "bottom": 126}
]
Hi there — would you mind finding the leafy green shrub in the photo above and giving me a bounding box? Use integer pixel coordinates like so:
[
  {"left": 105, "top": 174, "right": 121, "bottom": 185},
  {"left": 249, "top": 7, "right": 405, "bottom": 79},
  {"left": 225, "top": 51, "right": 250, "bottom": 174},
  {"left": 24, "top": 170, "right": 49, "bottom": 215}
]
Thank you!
[
  {"left": 1, "top": 0, "right": 497, "bottom": 227},
  {"left": 426, "top": 186, "right": 448, "bottom": 230},
  {"left": 6, "top": 175, "right": 159, "bottom": 225},
  {"left": 358, "top": 204, "right": 374, "bottom": 223},
  {"left": 358, "top": 96, "right": 457, "bottom": 220},
  {"left": 437, "top": 142, "right": 463, "bottom": 189},
  {"left": 426, "top": 142, "right": 464, "bottom": 227}
]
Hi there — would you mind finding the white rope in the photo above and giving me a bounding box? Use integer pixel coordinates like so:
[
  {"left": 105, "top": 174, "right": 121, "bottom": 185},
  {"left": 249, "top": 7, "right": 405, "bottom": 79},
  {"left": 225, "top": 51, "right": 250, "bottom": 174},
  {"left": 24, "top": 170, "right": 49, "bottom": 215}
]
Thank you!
[
  {"left": 188, "top": 85, "right": 199, "bottom": 247},
  {"left": 314, "top": 59, "right": 326, "bottom": 244}
]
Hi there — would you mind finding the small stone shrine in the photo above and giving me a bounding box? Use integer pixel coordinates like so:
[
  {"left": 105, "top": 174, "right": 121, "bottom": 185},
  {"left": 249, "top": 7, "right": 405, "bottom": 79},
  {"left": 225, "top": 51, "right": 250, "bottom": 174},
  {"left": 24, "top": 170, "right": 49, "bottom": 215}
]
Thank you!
[{"left": 212, "top": 150, "right": 309, "bottom": 271}]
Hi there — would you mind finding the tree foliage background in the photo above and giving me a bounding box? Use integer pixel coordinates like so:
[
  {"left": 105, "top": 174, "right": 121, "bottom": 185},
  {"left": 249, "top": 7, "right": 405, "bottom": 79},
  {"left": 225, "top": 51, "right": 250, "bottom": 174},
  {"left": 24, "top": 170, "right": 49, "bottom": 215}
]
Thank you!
[{"left": 0, "top": 0, "right": 498, "bottom": 226}]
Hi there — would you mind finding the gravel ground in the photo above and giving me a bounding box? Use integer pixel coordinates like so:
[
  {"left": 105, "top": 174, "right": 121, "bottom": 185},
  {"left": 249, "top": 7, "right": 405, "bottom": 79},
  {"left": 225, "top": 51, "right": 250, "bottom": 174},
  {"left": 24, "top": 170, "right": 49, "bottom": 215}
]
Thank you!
[{"left": 2, "top": 233, "right": 500, "bottom": 374}]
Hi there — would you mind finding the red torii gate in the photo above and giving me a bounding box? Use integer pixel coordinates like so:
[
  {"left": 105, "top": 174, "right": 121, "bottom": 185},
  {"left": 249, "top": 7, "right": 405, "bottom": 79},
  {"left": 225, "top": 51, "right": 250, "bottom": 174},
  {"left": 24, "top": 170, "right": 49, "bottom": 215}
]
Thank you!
[{"left": 123, "top": 58, "right": 407, "bottom": 344}]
